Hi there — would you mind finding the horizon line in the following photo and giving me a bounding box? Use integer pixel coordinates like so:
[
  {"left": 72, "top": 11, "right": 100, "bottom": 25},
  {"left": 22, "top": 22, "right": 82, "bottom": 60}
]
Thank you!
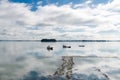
[{"left": 0, "top": 39, "right": 120, "bottom": 42}]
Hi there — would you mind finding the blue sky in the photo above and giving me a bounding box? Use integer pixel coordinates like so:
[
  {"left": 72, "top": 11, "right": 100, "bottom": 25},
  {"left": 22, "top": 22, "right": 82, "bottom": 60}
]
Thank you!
[
  {"left": 9, "top": 0, "right": 110, "bottom": 5},
  {"left": 0, "top": 0, "right": 120, "bottom": 40},
  {"left": 9, "top": 0, "right": 111, "bottom": 11}
]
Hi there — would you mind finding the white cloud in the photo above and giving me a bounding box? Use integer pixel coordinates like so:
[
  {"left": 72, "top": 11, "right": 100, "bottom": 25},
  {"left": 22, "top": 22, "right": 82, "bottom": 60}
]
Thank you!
[{"left": 0, "top": 0, "right": 120, "bottom": 40}]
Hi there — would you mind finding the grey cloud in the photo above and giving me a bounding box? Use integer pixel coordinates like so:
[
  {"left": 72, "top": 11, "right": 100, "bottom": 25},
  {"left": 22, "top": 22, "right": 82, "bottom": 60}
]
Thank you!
[{"left": 0, "top": 0, "right": 120, "bottom": 40}]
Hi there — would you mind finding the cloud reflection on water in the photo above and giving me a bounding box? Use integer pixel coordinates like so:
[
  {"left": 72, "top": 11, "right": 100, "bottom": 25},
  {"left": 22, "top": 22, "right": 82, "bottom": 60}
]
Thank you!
[{"left": 0, "top": 42, "right": 120, "bottom": 80}]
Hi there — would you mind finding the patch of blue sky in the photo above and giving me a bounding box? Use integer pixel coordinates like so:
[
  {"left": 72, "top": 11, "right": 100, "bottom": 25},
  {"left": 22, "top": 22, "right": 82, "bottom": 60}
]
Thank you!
[
  {"left": 9, "top": 0, "right": 85, "bottom": 5},
  {"left": 9, "top": 0, "right": 112, "bottom": 11},
  {"left": 92, "top": 0, "right": 112, "bottom": 5},
  {"left": 9, "top": 0, "right": 39, "bottom": 11},
  {"left": 47, "top": 0, "right": 85, "bottom": 5},
  {"left": 9, "top": 0, "right": 111, "bottom": 5},
  {"left": 9, "top": 0, "right": 37, "bottom": 3}
]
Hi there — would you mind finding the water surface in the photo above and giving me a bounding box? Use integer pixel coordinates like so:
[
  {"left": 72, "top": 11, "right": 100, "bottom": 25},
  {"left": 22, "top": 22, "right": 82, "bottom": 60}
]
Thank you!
[{"left": 0, "top": 42, "right": 120, "bottom": 80}]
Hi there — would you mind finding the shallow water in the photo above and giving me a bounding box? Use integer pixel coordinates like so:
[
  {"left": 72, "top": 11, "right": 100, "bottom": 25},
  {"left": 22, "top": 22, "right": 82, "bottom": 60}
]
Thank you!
[{"left": 0, "top": 42, "right": 120, "bottom": 80}]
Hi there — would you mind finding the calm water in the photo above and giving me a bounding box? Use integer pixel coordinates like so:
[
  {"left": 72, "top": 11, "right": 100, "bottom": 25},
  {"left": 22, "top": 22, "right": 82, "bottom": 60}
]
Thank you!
[{"left": 0, "top": 42, "right": 120, "bottom": 80}]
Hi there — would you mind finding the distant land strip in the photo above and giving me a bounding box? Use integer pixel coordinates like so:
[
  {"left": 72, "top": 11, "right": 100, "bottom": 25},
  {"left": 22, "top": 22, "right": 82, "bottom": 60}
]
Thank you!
[
  {"left": 57, "top": 40, "right": 120, "bottom": 42},
  {"left": 0, "top": 40, "right": 120, "bottom": 42}
]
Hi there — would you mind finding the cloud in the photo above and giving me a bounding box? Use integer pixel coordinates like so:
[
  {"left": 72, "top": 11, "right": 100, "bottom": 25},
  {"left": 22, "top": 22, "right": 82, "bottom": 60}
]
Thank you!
[{"left": 0, "top": 0, "right": 120, "bottom": 40}]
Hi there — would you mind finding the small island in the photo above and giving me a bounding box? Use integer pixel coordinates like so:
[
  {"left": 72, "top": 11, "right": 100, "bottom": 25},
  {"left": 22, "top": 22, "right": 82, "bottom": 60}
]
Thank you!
[{"left": 41, "top": 39, "right": 57, "bottom": 42}]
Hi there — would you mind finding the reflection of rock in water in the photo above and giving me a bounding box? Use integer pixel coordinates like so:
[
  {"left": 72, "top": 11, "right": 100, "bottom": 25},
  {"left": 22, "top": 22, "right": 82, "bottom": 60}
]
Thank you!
[
  {"left": 53, "top": 56, "right": 111, "bottom": 80},
  {"left": 22, "top": 56, "right": 111, "bottom": 80},
  {"left": 53, "top": 56, "right": 74, "bottom": 79},
  {"left": 95, "top": 68, "right": 110, "bottom": 80}
]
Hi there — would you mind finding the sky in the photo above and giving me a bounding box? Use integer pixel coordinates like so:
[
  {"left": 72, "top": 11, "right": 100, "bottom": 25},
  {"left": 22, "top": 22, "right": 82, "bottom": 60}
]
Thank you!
[{"left": 0, "top": 0, "right": 120, "bottom": 40}]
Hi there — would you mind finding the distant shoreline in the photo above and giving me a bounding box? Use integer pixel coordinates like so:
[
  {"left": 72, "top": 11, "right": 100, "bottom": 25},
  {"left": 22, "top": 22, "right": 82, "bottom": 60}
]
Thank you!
[{"left": 0, "top": 40, "right": 120, "bottom": 42}]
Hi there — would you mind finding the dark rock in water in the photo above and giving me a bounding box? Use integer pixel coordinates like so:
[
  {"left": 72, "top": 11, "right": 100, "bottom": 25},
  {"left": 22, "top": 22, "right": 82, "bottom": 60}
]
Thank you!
[
  {"left": 41, "top": 39, "right": 56, "bottom": 42},
  {"left": 47, "top": 46, "right": 53, "bottom": 51},
  {"left": 63, "top": 45, "right": 71, "bottom": 48},
  {"left": 79, "top": 45, "right": 85, "bottom": 47}
]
